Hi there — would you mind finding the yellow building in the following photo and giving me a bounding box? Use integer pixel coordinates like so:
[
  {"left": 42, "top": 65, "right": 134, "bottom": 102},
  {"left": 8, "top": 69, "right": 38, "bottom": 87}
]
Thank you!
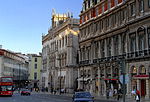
[{"left": 28, "top": 54, "right": 42, "bottom": 89}]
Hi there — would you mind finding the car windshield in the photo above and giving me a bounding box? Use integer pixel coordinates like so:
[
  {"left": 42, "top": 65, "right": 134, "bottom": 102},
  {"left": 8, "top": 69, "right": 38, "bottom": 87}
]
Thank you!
[{"left": 75, "top": 92, "right": 92, "bottom": 98}]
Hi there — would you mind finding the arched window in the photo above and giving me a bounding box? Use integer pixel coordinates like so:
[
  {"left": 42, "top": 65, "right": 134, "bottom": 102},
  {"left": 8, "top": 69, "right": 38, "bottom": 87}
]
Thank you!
[
  {"left": 139, "top": 66, "right": 146, "bottom": 75},
  {"left": 137, "top": 27, "right": 146, "bottom": 51},
  {"left": 113, "top": 68, "right": 119, "bottom": 77},
  {"left": 106, "top": 67, "right": 111, "bottom": 77},
  {"left": 131, "top": 66, "right": 137, "bottom": 76}
]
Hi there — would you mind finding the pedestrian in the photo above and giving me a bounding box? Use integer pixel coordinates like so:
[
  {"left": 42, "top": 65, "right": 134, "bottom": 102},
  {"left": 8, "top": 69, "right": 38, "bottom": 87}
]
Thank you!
[
  {"left": 131, "top": 89, "right": 136, "bottom": 99},
  {"left": 117, "top": 88, "right": 122, "bottom": 101},
  {"left": 135, "top": 89, "right": 140, "bottom": 102},
  {"left": 113, "top": 89, "right": 118, "bottom": 99},
  {"left": 106, "top": 89, "right": 109, "bottom": 99},
  {"left": 109, "top": 89, "right": 113, "bottom": 98}
]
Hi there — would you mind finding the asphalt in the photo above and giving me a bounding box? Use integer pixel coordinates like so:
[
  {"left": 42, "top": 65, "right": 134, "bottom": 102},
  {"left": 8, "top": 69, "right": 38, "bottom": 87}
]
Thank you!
[{"left": 15, "top": 91, "right": 150, "bottom": 102}]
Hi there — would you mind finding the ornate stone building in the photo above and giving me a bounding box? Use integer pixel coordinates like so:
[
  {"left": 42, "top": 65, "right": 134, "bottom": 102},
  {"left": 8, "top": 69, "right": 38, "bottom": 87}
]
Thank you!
[
  {"left": 78, "top": 0, "right": 150, "bottom": 99},
  {"left": 42, "top": 11, "right": 79, "bottom": 93}
]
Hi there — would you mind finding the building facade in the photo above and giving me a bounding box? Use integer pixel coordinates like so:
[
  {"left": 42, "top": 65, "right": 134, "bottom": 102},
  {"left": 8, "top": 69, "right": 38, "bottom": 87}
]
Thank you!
[
  {"left": 28, "top": 54, "right": 42, "bottom": 89},
  {"left": 78, "top": 0, "right": 150, "bottom": 99},
  {"left": 0, "top": 48, "right": 29, "bottom": 88},
  {"left": 42, "top": 11, "right": 79, "bottom": 93}
]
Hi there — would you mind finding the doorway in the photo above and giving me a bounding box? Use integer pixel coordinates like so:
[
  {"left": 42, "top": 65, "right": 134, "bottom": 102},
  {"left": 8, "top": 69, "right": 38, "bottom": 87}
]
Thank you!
[{"left": 141, "top": 80, "right": 146, "bottom": 97}]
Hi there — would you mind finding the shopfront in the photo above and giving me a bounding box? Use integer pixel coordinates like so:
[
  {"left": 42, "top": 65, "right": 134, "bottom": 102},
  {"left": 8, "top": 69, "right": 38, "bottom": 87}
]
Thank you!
[{"left": 130, "top": 65, "right": 150, "bottom": 98}]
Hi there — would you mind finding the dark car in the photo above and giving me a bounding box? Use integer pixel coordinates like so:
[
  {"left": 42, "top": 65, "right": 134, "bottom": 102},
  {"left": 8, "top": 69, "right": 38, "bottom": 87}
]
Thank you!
[
  {"left": 72, "top": 92, "right": 94, "bottom": 102},
  {"left": 21, "top": 89, "right": 31, "bottom": 96}
]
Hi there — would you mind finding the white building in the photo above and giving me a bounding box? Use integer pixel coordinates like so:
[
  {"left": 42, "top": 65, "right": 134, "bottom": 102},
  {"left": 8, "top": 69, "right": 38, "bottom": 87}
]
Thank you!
[
  {"left": 41, "top": 11, "right": 79, "bottom": 93},
  {"left": 0, "top": 48, "right": 29, "bottom": 88}
]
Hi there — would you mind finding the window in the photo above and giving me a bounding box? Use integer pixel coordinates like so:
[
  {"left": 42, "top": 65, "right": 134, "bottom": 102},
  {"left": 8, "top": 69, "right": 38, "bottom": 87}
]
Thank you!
[
  {"left": 137, "top": 27, "right": 145, "bottom": 51},
  {"left": 107, "top": 38, "right": 111, "bottom": 57},
  {"left": 149, "top": 0, "right": 150, "bottom": 8},
  {"left": 34, "top": 72, "right": 37, "bottom": 80},
  {"left": 132, "top": 66, "right": 137, "bottom": 76},
  {"left": 35, "top": 64, "right": 37, "bottom": 69},
  {"left": 101, "top": 40, "right": 105, "bottom": 58},
  {"left": 96, "top": 7, "right": 99, "bottom": 16},
  {"left": 138, "top": 30, "right": 145, "bottom": 50},
  {"left": 139, "top": 0, "right": 144, "bottom": 12},
  {"left": 95, "top": 22, "right": 99, "bottom": 32},
  {"left": 106, "top": 17, "right": 109, "bottom": 29},
  {"left": 35, "top": 58, "right": 37, "bottom": 62},
  {"left": 88, "top": 0, "right": 91, "bottom": 8},
  {"left": 148, "top": 28, "right": 150, "bottom": 48},
  {"left": 65, "top": 36, "right": 67, "bottom": 45},
  {"left": 140, "top": 66, "right": 146, "bottom": 75},
  {"left": 114, "top": 36, "right": 119, "bottom": 56},
  {"left": 114, "top": 13, "right": 117, "bottom": 26},
  {"left": 121, "top": 9, "right": 125, "bottom": 22},
  {"left": 122, "top": 34, "right": 126, "bottom": 53},
  {"left": 130, "top": 33, "right": 136, "bottom": 52},
  {"left": 95, "top": 42, "right": 99, "bottom": 58},
  {"left": 87, "top": 47, "right": 90, "bottom": 60},
  {"left": 130, "top": 3, "right": 135, "bottom": 16}
]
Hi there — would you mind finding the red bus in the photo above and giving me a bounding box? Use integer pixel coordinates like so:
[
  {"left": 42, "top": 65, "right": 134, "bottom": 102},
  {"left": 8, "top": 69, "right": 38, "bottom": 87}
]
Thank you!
[{"left": 0, "top": 77, "right": 13, "bottom": 96}]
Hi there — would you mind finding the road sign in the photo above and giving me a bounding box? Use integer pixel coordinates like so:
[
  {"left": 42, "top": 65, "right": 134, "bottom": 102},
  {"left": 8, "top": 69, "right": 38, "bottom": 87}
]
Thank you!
[{"left": 119, "top": 74, "right": 129, "bottom": 84}]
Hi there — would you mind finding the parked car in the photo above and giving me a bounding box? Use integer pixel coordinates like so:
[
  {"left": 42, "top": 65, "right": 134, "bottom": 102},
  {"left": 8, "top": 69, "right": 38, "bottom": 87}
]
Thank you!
[
  {"left": 72, "top": 92, "right": 94, "bottom": 102},
  {"left": 21, "top": 89, "right": 31, "bottom": 96}
]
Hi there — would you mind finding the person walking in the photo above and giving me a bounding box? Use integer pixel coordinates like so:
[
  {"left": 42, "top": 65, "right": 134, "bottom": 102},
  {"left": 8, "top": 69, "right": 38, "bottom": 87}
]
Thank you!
[
  {"left": 135, "top": 89, "right": 140, "bottom": 102},
  {"left": 117, "top": 88, "right": 122, "bottom": 101},
  {"left": 106, "top": 89, "right": 109, "bottom": 99}
]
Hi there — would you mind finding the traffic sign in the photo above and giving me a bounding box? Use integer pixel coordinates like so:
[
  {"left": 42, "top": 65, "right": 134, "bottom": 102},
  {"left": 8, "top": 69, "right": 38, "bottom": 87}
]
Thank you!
[{"left": 119, "top": 74, "right": 129, "bottom": 84}]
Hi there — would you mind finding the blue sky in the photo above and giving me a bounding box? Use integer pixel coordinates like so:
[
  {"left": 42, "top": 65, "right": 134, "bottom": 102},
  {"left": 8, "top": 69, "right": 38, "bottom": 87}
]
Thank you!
[{"left": 0, "top": 0, "right": 82, "bottom": 54}]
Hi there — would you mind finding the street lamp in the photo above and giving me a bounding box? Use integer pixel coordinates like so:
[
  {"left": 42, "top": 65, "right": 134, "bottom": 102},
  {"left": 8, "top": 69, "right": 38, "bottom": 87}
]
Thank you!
[{"left": 118, "top": 59, "right": 126, "bottom": 102}]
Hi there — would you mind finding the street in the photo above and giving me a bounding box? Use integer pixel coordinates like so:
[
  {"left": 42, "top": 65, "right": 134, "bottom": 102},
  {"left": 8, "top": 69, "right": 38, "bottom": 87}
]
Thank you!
[{"left": 0, "top": 92, "right": 117, "bottom": 102}]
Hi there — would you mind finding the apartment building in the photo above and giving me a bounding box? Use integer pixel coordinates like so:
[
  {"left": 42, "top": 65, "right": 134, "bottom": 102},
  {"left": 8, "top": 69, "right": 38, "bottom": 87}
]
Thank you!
[{"left": 78, "top": 0, "right": 150, "bottom": 99}]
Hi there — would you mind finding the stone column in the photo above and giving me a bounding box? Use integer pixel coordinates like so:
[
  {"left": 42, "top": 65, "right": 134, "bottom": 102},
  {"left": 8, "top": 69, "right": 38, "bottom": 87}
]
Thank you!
[
  {"left": 104, "top": 39, "right": 107, "bottom": 57},
  {"left": 137, "top": 79, "right": 140, "bottom": 91},
  {"left": 136, "top": 32, "right": 139, "bottom": 51},
  {"left": 104, "top": 65, "right": 107, "bottom": 96},
  {"left": 111, "top": 37, "right": 114, "bottom": 56},
  {"left": 91, "top": 43, "right": 94, "bottom": 61},
  {"left": 118, "top": 34, "right": 122, "bottom": 55},
  {"left": 98, "top": 66, "right": 101, "bottom": 96},
  {"left": 98, "top": 41, "right": 102, "bottom": 58},
  {"left": 145, "top": 79, "right": 150, "bottom": 98},
  {"left": 145, "top": 28, "right": 149, "bottom": 50}
]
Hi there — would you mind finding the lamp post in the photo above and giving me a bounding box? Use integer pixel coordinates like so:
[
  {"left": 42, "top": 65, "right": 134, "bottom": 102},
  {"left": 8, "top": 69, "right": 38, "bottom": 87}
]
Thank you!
[{"left": 119, "top": 59, "right": 126, "bottom": 102}]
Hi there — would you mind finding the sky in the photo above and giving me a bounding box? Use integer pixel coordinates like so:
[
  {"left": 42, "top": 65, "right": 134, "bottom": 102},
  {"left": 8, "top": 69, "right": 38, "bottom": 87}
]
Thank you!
[{"left": 0, "top": 0, "right": 82, "bottom": 54}]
